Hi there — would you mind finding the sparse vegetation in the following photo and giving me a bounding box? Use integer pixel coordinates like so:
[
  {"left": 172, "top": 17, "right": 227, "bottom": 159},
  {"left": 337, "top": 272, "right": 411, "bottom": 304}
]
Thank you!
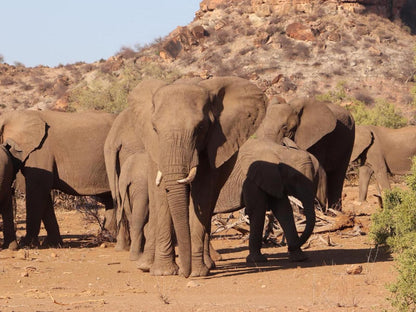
[
  {"left": 317, "top": 81, "right": 407, "bottom": 128},
  {"left": 370, "top": 157, "right": 416, "bottom": 311},
  {"left": 67, "top": 62, "right": 181, "bottom": 113}
]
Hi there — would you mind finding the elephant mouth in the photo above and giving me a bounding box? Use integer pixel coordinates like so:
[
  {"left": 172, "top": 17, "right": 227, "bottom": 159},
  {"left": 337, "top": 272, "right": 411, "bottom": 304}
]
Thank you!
[{"left": 155, "top": 166, "right": 197, "bottom": 186}]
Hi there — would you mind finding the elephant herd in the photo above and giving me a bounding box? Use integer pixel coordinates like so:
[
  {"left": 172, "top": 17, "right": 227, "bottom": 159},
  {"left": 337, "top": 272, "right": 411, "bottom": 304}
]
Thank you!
[{"left": 0, "top": 75, "right": 411, "bottom": 278}]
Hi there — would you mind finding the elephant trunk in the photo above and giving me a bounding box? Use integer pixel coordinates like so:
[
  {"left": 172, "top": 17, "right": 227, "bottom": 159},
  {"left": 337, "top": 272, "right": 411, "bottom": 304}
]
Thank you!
[
  {"left": 160, "top": 135, "right": 196, "bottom": 278},
  {"left": 164, "top": 176, "right": 191, "bottom": 277},
  {"left": 296, "top": 194, "right": 316, "bottom": 249}
]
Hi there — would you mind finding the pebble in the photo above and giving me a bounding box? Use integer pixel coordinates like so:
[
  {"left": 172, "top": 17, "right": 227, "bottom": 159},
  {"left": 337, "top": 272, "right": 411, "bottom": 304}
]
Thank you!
[
  {"left": 346, "top": 264, "right": 363, "bottom": 275},
  {"left": 186, "top": 280, "right": 200, "bottom": 288},
  {"left": 21, "top": 271, "right": 29, "bottom": 277},
  {"left": 100, "top": 243, "right": 107, "bottom": 248},
  {"left": 50, "top": 252, "right": 58, "bottom": 258}
]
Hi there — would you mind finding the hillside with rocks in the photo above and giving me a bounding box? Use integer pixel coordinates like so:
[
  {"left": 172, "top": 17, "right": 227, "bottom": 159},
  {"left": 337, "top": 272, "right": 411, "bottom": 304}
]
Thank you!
[{"left": 1, "top": 0, "right": 415, "bottom": 119}]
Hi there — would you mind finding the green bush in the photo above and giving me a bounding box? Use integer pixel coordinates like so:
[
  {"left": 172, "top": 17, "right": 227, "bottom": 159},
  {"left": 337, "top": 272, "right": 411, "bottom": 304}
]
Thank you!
[
  {"left": 350, "top": 99, "right": 407, "bottom": 129},
  {"left": 67, "top": 62, "right": 181, "bottom": 113},
  {"left": 370, "top": 157, "right": 416, "bottom": 311},
  {"left": 316, "top": 81, "right": 407, "bottom": 128}
]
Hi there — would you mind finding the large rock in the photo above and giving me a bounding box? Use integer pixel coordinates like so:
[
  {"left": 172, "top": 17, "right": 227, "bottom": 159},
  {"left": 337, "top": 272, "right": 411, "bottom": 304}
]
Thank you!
[{"left": 286, "top": 23, "right": 315, "bottom": 41}]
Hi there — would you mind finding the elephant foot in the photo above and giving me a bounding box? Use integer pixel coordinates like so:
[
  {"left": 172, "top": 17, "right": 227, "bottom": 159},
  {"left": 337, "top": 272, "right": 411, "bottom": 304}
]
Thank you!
[
  {"left": 42, "top": 236, "right": 63, "bottom": 248},
  {"left": 288, "top": 248, "right": 308, "bottom": 262},
  {"left": 150, "top": 261, "right": 179, "bottom": 276},
  {"left": 209, "top": 247, "right": 223, "bottom": 262},
  {"left": 190, "top": 264, "right": 210, "bottom": 277},
  {"left": 19, "top": 236, "right": 40, "bottom": 248},
  {"left": 246, "top": 253, "right": 268, "bottom": 264},
  {"left": 204, "top": 254, "right": 216, "bottom": 270},
  {"left": 129, "top": 250, "right": 142, "bottom": 261},
  {"left": 6, "top": 240, "right": 19, "bottom": 251},
  {"left": 115, "top": 240, "right": 129, "bottom": 251},
  {"left": 137, "top": 254, "right": 154, "bottom": 272}
]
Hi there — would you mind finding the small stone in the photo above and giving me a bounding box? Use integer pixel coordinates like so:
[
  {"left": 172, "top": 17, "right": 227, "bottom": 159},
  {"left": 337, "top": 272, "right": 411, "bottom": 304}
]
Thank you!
[
  {"left": 16, "top": 249, "right": 27, "bottom": 260},
  {"left": 17, "top": 279, "right": 21, "bottom": 283},
  {"left": 21, "top": 271, "right": 29, "bottom": 277},
  {"left": 186, "top": 280, "right": 200, "bottom": 288},
  {"left": 261, "top": 284, "right": 266, "bottom": 288},
  {"left": 100, "top": 243, "right": 107, "bottom": 248},
  {"left": 346, "top": 264, "right": 363, "bottom": 275},
  {"left": 50, "top": 252, "right": 58, "bottom": 258}
]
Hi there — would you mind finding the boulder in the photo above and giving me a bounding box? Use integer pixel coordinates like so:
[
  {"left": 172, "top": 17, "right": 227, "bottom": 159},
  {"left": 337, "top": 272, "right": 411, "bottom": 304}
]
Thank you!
[{"left": 286, "top": 23, "right": 315, "bottom": 41}]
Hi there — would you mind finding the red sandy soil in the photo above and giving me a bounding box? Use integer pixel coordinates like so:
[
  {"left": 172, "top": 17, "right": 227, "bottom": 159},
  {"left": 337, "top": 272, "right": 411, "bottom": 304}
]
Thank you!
[{"left": 0, "top": 184, "right": 396, "bottom": 312}]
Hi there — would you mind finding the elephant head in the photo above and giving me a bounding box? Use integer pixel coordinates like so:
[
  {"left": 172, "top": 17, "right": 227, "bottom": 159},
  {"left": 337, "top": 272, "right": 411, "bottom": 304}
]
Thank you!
[
  {"left": 257, "top": 98, "right": 337, "bottom": 149},
  {"left": 350, "top": 125, "right": 374, "bottom": 163},
  {"left": 0, "top": 111, "right": 48, "bottom": 165},
  {"left": 133, "top": 77, "right": 267, "bottom": 277}
]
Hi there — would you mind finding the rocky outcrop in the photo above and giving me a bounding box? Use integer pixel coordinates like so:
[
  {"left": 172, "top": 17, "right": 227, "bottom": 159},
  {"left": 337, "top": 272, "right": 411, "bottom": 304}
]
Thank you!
[{"left": 160, "top": 26, "right": 207, "bottom": 59}]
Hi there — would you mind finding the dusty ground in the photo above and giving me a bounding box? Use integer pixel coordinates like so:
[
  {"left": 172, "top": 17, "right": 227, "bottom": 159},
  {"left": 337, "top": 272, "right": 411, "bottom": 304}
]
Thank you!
[{"left": 0, "top": 184, "right": 397, "bottom": 312}]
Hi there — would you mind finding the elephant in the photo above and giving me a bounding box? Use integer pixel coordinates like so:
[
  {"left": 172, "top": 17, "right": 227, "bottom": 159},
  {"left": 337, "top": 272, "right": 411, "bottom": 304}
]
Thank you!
[
  {"left": 0, "top": 145, "right": 18, "bottom": 250},
  {"left": 116, "top": 153, "right": 149, "bottom": 261},
  {"left": 0, "top": 110, "right": 116, "bottom": 247},
  {"left": 256, "top": 97, "right": 355, "bottom": 210},
  {"left": 128, "top": 76, "right": 268, "bottom": 277},
  {"left": 214, "top": 137, "right": 327, "bottom": 263},
  {"left": 104, "top": 80, "right": 167, "bottom": 267},
  {"left": 350, "top": 125, "right": 416, "bottom": 201}
]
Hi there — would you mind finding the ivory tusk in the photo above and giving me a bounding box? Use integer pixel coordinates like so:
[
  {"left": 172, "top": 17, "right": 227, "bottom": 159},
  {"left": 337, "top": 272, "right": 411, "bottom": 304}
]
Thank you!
[
  {"left": 155, "top": 170, "right": 163, "bottom": 186},
  {"left": 177, "top": 166, "right": 197, "bottom": 184}
]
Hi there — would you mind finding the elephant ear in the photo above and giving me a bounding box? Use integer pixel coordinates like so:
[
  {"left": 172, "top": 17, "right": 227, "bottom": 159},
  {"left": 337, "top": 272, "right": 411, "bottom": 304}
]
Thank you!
[
  {"left": 350, "top": 125, "right": 374, "bottom": 162},
  {"left": 246, "top": 161, "right": 284, "bottom": 198},
  {"left": 289, "top": 98, "right": 337, "bottom": 150},
  {"left": 130, "top": 79, "right": 168, "bottom": 163},
  {"left": 199, "top": 77, "right": 267, "bottom": 169},
  {"left": 1, "top": 111, "right": 47, "bottom": 163}
]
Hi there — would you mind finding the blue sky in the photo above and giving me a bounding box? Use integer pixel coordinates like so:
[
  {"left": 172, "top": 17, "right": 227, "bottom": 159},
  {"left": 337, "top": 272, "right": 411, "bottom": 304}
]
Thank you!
[{"left": 0, "top": 1, "right": 200, "bottom": 67}]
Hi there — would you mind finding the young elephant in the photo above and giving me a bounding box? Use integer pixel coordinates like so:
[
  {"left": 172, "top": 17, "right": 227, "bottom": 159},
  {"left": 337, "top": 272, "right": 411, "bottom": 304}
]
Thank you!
[
  {"left": 214, "top": 138, "right": 326, "bottom": 263},
  {"left": 0, "top": 145, "right": 18, "bottom": 250},
  {"left": 116, "top": 153, "right": 149, "bottom": 261}
]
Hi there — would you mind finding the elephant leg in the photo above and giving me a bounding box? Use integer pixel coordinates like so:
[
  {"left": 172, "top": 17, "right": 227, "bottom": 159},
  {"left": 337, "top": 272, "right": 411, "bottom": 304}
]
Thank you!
[
  {"left": 1, "top": 196, "right": 17, "bottom": 250},
  {"left": 129, "top": 193, "right": 148, "bottom": 261},
  {"left": 20, "top": 172, "right": 52, "bottom": 247},
  {"left": 137, "top": 172, "right": 156, "bottom": 272},
  {"left": 97, "top": 193, "right": 117, "bottom": 236},
  {"left": 190, "top": 198, "right": 211, "bottom": 277},
  {"left": 208, "top": 240, "right": 222, "bottom": 261},
  {"left": 204, "top": 232, "right": 217, "bottom": 268},
  {"left": 270, "top": 197, "right": 307, "bottom": 262},
  {"left": 358, "top": 165, "right": 373, "bottom": 202},
  {"left": 149, "top": 177, "right": 178, "bottom": 276},
  {"left": 243, "top": 180, "right": 268, "bottom": 263},
  {"left": 374, "top": 168, "right": 391, "bottom": 193},
  {"left": 115, "top": 215, "right": 130, "bottom": 251},
  {"left": 41, "top": 193, "right": 63, "bottom": 247},
  {"left": 326, "top": 166, "right": 348, "bottom": 211}
]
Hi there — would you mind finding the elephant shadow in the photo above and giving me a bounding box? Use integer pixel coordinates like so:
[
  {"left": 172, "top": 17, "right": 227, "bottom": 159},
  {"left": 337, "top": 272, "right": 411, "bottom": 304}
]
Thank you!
[{"left": 206, "top": 245, "right": 392, "bottom": 279}]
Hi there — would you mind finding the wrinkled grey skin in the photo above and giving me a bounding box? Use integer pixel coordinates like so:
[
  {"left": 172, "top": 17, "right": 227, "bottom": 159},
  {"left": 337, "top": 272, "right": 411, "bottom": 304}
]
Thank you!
[
  {"left": 214, "top": 137, "right": 326, "bottom": 263},
  {"left": 350, "top": 125, "right": 416, "bottom": 201},
  {"left": 128, "top": 77, "right": 267, "bottom": 277},
  {"left": 104, "top": 81, "right": 167, "bottom": 272},
  {"left": 0, "top": 146, "right": 18, "bottom": 250},
  {"left": 257, "top": 98, "right": 355, "bottom": 210},
  {"left": 0, "top": 110, "right": 116, "bottom": 247}
]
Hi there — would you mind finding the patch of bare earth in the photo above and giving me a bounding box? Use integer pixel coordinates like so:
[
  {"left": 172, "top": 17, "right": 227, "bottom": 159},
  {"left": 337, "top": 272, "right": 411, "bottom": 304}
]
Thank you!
[{"left": 0, "top": 183, "right": 396, "bottom": 312}]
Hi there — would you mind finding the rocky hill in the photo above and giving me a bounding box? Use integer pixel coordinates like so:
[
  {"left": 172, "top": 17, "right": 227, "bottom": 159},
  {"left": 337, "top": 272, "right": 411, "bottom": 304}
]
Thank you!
[{"left": 1, "top": 0, "right": 415, "bottom": 120}]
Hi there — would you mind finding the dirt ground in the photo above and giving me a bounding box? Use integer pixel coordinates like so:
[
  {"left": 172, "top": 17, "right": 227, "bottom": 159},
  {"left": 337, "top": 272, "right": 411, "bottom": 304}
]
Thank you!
[{"left": 0, "top": 184, "right": 397, "bottom": 312}]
